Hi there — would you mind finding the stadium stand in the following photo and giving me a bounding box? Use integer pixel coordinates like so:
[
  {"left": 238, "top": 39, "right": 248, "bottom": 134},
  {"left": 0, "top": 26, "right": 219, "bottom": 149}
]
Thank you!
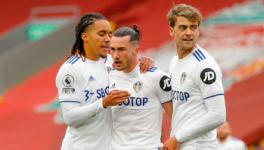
[{"left": 1, "top": 0, "right": 264, "bottom": 149}]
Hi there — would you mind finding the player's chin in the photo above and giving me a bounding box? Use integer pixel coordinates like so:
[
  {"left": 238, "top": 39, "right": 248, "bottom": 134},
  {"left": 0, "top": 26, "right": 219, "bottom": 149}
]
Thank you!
[
  {"left": 114, "top": 64, "right": 123, "bottom": 71},
  {"left": 183, "top": 43, "right": 195, "bottom": 50}
]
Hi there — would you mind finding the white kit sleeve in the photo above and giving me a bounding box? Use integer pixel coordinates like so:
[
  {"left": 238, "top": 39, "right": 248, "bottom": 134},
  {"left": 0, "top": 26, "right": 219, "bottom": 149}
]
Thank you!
[
  {"left": 56, "top": 64, "right": 105, "bottom": 127},
  {"left": 175, "top": 60, "right": 226, "bottom": 142},
  {"left": 175, "top": 95, "right": 226, "bottom": 142},
  {"left": 60, "top": 99, "right": 105, "bottom": 127}
]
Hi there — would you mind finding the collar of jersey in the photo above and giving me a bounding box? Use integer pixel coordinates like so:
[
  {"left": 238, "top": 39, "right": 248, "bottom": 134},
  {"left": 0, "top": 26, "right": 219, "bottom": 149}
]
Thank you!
[
  {"left": 178, "top": 45, "right": 200, "bottom": 62},
  {"left": 83, "top": 57, "right": 104, "bottom": 64},
  {"left": 120, "top": 63, "right": 140, "bottom": 78}
]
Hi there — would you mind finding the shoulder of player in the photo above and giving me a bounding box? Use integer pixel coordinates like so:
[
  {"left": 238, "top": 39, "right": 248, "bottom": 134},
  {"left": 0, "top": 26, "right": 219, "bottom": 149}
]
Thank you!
[
  {"left": 64, "top": 55, "right": 82, "bottom": 65},
  {"left": 170, "top": 56, "right": 178, "bottom": 66},
  {"left": 192, "top": 47, "right": 216, "bottom": 64},
  {"left": 192, "top": 48, "right": 220, "bottom": 70},
  {"left": 146, "top": 66, "right": 160, "bottom": 73},
  {"left": 142, "top": 68, "right": 171, "bottom": 92},
  {"left": 57, "top": 57, "right": 84, "bottom": 78},
  {"left": 144, "top": 67, "right": 163, "bottom": 77},
  {"left": 144, "top": 67, "right": 170, "bottom": 82}
]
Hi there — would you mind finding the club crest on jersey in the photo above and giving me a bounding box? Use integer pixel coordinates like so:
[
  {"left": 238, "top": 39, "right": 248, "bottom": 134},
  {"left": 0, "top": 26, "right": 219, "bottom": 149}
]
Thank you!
[
  {"left": 133, "top": 81, "right": 143, "bottom": 93},
  {"left": 62, "top": 74, "right": 74, "bottom": 87},
  {"left": 180, "top": 72, "right": 187, "bottom": 84}
]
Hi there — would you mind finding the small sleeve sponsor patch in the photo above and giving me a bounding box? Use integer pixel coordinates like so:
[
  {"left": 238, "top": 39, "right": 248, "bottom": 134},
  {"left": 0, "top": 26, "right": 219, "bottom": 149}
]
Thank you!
[
  {"left": 200, "top": 68, "right": 216, "bottom": 84},
  {"left": 62, "top": 88, "right": 76, "bottom": 94},
  {"left": 159, "top": 75, "right": 171, "bottom": 91}
]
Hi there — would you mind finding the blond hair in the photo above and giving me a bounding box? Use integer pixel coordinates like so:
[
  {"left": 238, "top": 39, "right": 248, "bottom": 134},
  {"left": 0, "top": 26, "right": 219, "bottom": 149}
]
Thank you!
[{"left": 167, "top": 4, "right": 202, "bottom": 27}]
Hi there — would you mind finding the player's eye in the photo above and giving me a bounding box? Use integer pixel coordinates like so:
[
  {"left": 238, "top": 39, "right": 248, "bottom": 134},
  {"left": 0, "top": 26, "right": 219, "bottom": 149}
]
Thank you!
[
  {"left": 118, "top": 47, "right": 126, "bottom": 51},
  {"left": 98, "top": 31, "right": 106, "bottom": 37},
  {"left": 178, "top": 25, "right": 187, "bottom": 31},
  {"left": 191, "top": 25, "right": 198, "bottom": 30}
]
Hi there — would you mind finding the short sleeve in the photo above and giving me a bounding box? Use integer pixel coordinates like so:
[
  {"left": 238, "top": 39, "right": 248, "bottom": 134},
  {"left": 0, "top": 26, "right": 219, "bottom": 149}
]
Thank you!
[
  {"left": 153, "top": 69, "right": 173, "bottom": 104},
  {"left": 196, "top": 60, "right": 224, "bottom": 99},
  {"left": 56, "top": 64, "right": 85, "bottom": 102}
]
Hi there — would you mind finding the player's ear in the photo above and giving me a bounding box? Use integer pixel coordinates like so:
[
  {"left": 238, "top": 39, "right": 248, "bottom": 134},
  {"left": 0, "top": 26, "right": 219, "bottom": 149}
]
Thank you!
[
  {"left": 133, "top": 44, "right": 139, "bottom": 55},
  {"left": 81, "top": 32, "right": 88, "bottom": 42},
  {"left": 136, "top": 44, "right": 140, "bottom": 53},
  {"left": 169, "top": 27, "right": 174, "bottom": 36},
  {"left": 134, "top": 47, "right": 139, "bottom": 55}
]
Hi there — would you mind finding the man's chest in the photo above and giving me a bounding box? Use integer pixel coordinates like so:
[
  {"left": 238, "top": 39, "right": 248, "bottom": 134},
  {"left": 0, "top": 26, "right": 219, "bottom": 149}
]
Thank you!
[
  {"left": 171, "top": 64, "right": 199, "bottom": 102},
  {"left": 109, "top": 74, "right": 159, "bottom": 108}
]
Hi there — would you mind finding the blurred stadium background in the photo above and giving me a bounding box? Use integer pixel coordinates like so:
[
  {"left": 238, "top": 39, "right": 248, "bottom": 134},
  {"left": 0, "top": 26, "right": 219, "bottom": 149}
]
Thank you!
[{"left": 0, "top": 0, "right": 264, "bottom": 149}]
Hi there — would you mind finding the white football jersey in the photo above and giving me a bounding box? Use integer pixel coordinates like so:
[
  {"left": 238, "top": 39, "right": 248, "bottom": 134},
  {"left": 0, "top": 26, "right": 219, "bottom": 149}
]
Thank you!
[
  {"left": 170, "top": 45, "right": 224, "bottom": 149},
  {"left": 56, "top": 55, "right": 112, "bottom": 150},
  {"left": 218, "top": 136, "right": 247, "bottom": 150},
  {"left": 109, "top": 64, "right": 172, "bottom": 150}
]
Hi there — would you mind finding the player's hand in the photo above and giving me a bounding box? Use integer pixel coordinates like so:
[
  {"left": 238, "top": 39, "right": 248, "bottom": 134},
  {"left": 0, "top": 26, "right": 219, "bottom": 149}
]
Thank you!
[
  {"left": 162, "top": 136, "right": 181, "bottom": 150},
  {"left": 139, "top": 56, "right": 155, "bottom": 73},
  {"left": 103, "top": 90, "right": 130, "bottom": 108}
]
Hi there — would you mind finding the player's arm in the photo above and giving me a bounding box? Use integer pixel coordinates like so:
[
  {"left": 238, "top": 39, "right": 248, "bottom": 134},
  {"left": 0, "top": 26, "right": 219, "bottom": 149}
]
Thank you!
[
  {"left": 60, "top": 90, "right": 130, "bottom": 127},
  {"left": 56, "top": 65, "right": 129, "bottom": 127},
  {"left": 173, "top": 63, "right": 226, "bottom": 143},
  {"left": 155, "top": 70, "right": 173, "bottom": 117},
  {"left": 174, "top": 95, "right": 226, "bottom": 142},
  {"left": 162, "top": 101, "right": 173, "bottom": 118},
  {"left": 163, "top": 96, "right": 225, "bottom": 150}
]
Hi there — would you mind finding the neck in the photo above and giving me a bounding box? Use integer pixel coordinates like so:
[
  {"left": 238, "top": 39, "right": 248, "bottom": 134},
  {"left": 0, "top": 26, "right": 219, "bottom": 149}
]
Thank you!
[
  {"left": 177, "top": 46, "right": 195, "bottom": 59},
  {"left": 84, "top": 45, "right": 100, "bottom": 61},
  {"left": 123, "top": 57, "right": 138, "bottom": 73}
]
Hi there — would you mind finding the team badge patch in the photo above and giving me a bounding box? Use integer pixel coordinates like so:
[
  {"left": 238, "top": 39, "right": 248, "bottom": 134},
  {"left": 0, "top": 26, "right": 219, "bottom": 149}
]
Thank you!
[
  {"left": 180, "top": 72, "right": 187, "bottom": 84},
  {"left": 200, "top": 68, "right": 216, "bottom": 84},
  {"left": 159, "top": 75, "right": 171, "bottom": 91},
  {"left": 62, "top": 74, "right": 74, "bottom": 87},
  {"left": 133, "top": 81, "right": 143, "bottom": 93}
]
